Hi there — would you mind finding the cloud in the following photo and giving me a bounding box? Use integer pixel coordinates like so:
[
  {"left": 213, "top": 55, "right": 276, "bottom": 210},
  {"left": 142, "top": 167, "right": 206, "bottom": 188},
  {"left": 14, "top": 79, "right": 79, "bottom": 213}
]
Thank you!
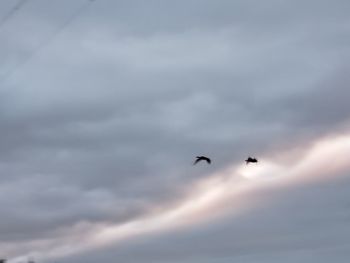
[
  {"left": 17, "top": 133, "right": 348, "bottom": 263},
  {"left": 6, "top": 133, "right": 350, "bottom": 262},
  {"left": 0, "top": 0, "right": 349, "bottom": 262}
]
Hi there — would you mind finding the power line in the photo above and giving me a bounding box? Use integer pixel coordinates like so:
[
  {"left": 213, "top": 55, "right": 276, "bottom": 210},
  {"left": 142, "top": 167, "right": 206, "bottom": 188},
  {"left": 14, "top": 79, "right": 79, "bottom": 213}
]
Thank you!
[
  {"left": 0, "top": 0, "right": 96, "bottom": 83},
  {"left": 0, "top": 0, "right": 29, "bottom": 29}
]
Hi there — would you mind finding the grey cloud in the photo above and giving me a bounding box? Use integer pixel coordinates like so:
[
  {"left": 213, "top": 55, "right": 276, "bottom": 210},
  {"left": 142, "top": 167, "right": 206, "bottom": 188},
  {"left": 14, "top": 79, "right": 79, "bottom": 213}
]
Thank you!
[
  {"left": 0, "top": 0, "right": 349, "bottom": 261},
  {"left": 57, "top": 173, "right": 350, "bottom": 263}
]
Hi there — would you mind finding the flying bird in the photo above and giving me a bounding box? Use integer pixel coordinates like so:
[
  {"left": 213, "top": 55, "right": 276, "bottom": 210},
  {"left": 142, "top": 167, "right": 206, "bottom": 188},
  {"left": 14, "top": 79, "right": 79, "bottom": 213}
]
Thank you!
[
  {"left": 194, "top": 156, "right": 211, "bottom": 165},
  {"left": 245, "top": 157, "right": 258, "bottom": 164}
]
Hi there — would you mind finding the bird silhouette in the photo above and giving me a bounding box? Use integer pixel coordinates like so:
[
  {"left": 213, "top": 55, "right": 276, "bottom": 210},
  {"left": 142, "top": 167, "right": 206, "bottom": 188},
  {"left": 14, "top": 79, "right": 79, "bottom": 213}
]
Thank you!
[
  {"left": 194, "top": 156, "right": 211, "bottom": 165},
  {"left": 245, "top": 157, "right": 258, "bottom": 164}
]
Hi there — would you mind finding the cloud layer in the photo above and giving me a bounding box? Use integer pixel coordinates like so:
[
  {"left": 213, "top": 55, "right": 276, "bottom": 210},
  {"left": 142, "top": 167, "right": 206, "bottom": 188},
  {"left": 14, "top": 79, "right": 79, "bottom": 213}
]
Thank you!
[{"left": 0, "top": 0, "right": 349, "bottom": 262}]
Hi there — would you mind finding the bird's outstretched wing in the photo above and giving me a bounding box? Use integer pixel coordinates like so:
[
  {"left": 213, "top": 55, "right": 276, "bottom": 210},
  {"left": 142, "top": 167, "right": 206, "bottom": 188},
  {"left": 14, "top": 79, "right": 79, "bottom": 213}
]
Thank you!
[
  {"left": 194, "top": 156, "right": 211, "bottom": 165},
  {"left": 193, "top": 158, "right": 201, "bottom": 165}
]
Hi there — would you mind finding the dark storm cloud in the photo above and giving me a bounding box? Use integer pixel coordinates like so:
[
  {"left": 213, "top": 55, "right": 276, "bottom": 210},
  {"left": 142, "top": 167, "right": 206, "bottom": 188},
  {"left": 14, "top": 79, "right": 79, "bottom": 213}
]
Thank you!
[{"left": 0, "top": 0, "right": 349, "bottom": 261}]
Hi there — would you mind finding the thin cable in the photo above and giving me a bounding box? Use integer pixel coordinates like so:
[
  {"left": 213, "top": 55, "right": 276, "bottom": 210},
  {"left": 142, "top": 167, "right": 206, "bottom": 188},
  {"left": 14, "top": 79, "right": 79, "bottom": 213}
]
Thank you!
[
  {"left": 0, "top": 0, "right": 29, "bottom": 29},
  {"left": 0, "top": 0, "right": 96, "bottom": 83}
]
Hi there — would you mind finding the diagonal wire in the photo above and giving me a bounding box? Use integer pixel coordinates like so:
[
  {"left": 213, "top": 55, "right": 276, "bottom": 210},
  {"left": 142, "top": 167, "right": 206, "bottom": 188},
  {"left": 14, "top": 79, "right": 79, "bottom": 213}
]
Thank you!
[
  {"left": 0, "top": 0, "right": 29, "bottom": 29},
  {"left": 0, "top": 0, "right": 96, "bottom": 83}
]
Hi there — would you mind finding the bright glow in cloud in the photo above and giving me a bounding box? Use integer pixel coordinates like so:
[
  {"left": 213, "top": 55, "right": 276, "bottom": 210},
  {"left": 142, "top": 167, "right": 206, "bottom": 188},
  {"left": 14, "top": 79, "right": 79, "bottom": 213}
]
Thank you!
[
  {"left": 237, "top": 160, "right": 284, "bottom": 180},
  {"left": 9, "top": 132, "right": 350, "bottom": 263}
]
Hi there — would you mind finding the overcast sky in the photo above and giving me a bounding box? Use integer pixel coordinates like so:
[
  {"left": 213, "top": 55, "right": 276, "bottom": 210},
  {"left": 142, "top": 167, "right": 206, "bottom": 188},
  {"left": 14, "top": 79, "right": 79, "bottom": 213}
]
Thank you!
[{"left": 0, "top": 0, "right": 350, "bottom": 262}]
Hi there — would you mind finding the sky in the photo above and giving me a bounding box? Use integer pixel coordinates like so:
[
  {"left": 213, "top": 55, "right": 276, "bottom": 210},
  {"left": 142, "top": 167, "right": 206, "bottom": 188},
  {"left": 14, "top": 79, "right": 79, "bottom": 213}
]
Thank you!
[{"left": 0, "top": 0, "right": 350, "bottom": 262}]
